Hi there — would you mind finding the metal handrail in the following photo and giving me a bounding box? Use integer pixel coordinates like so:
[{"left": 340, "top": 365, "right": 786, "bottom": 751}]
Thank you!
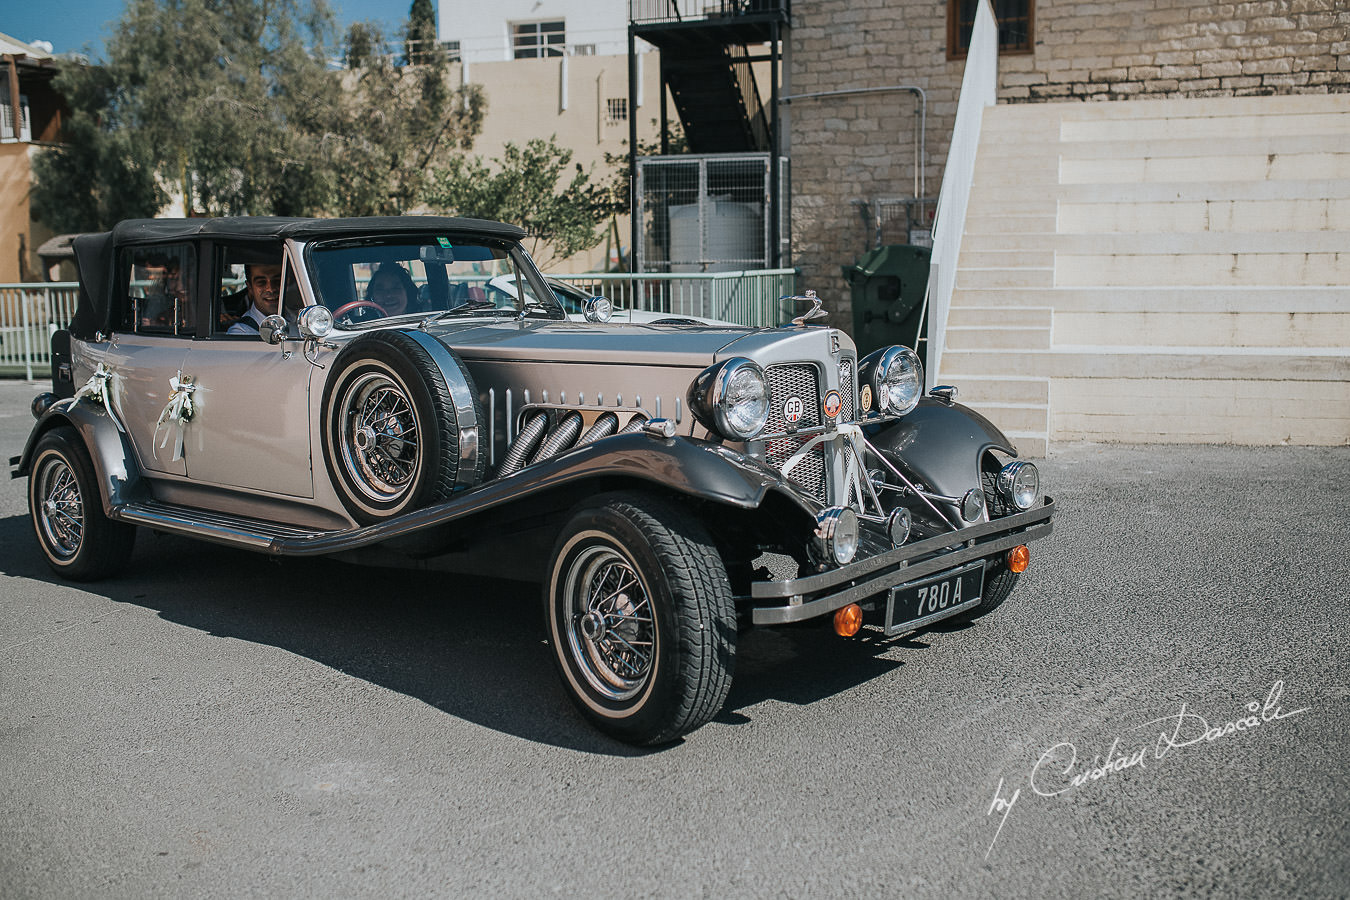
[{"left": 921, "top": 0, "right": 998, "bottom": 383}]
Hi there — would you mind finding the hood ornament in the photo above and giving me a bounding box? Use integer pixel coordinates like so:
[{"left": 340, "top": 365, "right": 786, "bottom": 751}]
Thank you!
[{"left": 786, "top": 290, "right": 829, "bottom": 326}]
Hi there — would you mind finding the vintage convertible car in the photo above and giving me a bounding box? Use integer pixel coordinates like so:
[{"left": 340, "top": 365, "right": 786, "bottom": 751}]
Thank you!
[{"left": 11, "top": 216, "right": 1054, "bottom": 745}]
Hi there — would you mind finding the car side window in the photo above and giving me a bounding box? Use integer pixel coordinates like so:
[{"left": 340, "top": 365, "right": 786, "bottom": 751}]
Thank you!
[
  {"left": 214, "top": 243, "right": 292, "bottom": 335},
  {"left": 120, "top": 244, "right": 195, "bottom": 336}
]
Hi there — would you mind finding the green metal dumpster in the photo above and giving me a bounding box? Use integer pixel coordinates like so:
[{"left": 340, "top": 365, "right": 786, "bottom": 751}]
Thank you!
[{"left": 841, "top": 244, "right": 930, "bottom": 359}]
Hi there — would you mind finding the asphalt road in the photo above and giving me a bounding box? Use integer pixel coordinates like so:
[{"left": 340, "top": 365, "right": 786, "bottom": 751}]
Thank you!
[{"left": 0, "top": 378, "right": 1346, "bottom": 898}]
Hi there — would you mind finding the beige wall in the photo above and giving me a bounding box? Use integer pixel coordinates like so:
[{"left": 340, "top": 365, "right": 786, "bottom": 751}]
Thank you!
[
  {"left": 787, "top": 0, "right": 1350, "bottom": 333},
  {"left": 458, "top": 52, "right": 663, "bottom": 271},
  {"left": 0, "top": 142, "right": 34, "bottom": 283}
]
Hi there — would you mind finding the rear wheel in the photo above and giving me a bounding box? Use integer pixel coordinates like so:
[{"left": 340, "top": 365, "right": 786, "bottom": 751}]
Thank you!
[
  {"left": 28, "top": 426, "right": 135, "bottom": 581},
  {"left": 546, "top": 492, "right": 736, "bottom": 745}
]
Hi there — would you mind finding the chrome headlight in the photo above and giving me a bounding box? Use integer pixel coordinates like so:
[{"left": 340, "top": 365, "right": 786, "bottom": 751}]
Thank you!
[
  {"left": 997, "top": 461, "right": 1040, "bottom": 511},
  {"left": 298, "top": 305, "right": 334, "bottom": 340},
  {"left": 814, "top": 506, "right": 860, "bottom": 566},
  {"left": 687, "top": 357, "right": 769, "bottom": 441},
  {"left": 858, "top": 346, "right": 924, "bottom": 417}
]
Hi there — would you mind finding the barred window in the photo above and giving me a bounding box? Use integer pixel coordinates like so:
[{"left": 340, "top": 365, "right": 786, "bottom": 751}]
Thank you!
[
  {"left": 947, "top": 0, "right": 1033, "bottom": 60},
  {"left": 606, "top": 97, "right": 628, "bottom": 125},
  {"left": 512, "top": 21, "right": 565, "bottom": 59}
]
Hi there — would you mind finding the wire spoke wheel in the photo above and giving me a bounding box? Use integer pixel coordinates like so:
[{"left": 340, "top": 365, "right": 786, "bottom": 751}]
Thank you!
[
  {"left": 26, "top": 426, "right": 135, "bottom": 581},
  {"left": 563, "top": 546, "right": 656, "bottom": 701},
  {"left": 339, "top": 372, "right": 421, "bottom": 503},
  {"left": 546, "top": 492, "right": 736, "bottom": 745},
  {"left": 34, "top": 456, "right": 84, "bottom": 559}
]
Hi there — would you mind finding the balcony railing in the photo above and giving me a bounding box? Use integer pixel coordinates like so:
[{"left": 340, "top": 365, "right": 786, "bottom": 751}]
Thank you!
[{"left": 630, "top": 0, "right": 789, "bottom": 27}]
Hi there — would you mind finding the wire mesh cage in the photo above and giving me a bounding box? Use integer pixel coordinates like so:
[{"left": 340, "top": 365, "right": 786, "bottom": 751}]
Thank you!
[{"left": 636, "top": 153, "right": 786, "bottom": 319}]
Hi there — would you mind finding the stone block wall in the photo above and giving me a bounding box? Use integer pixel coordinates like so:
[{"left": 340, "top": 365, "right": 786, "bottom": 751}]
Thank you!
[
  {"left": 1001, "top": 0, "right": 1350, "bottom": 102},
  {"left": 786, "top": 0, "right": 1350, "bottom": 332}
]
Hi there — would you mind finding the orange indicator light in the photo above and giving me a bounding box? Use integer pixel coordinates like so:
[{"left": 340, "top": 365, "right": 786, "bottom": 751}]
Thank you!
[
  {"left": 1007, "top": 545, "right": 1030, "bottom": 574},
  {"left": 833, "top": 603, "right": 863, "bottom": 637}
]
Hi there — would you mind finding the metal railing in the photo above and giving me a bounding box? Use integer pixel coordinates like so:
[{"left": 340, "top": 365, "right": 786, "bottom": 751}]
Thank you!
[
  {"left": 922, "top": 0, "right": 998, "bottom": 383},
  {"left": 0, "top": 283, "right": 79, "bottom": 379},
  {"left": 553, "top": 269, "right": 798, "bottom": 327},
  {"left": 630, "top": 0, "right": 790, "bottom": 26},
  {"left": 0, "top": 270, "right": 799, "bottom": 378}
]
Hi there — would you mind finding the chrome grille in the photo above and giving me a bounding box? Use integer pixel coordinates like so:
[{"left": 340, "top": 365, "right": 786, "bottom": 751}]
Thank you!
[
  {"left": 838, "top": 357, "right": 855, "bottom": 422},
  {"left": 763, "top": 364, "right": 827, "bottom": 502}
]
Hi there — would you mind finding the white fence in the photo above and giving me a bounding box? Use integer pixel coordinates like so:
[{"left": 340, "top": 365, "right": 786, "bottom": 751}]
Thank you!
[
  {"left": 554, "top": 269, "right": 799, "bottom": 327},
  {"left": 923, "top": 0, "right": 998, "bottom": 383},
  {"left": 0, "top": 283, "right": 79, "bottom": 380}
]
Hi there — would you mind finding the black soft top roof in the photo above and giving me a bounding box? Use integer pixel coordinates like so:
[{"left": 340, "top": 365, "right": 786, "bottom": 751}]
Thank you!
[
  {"left": 106, "top": 215, "right": 528, "bottom": 244},
  {"left": 68, "top": 216, "right": 529, "bottom": 339}
]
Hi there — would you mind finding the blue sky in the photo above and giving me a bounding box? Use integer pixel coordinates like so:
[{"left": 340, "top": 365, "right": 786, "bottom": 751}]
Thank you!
[{"left": 4, "top": 0, "right": 408, "bottom": 57}]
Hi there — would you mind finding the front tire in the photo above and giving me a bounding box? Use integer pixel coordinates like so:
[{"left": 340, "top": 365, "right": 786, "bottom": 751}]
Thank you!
[
  {"left": 28, "top": 426, "right": 135, "bottom": 581},
  {"left": 546, "top": 492, "right": 736, "bottom": 745}
]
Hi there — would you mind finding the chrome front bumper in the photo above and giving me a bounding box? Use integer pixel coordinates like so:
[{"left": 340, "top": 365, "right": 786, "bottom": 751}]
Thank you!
[{"left": 749, "top": 497, "right": 1055, "bottom": 625}]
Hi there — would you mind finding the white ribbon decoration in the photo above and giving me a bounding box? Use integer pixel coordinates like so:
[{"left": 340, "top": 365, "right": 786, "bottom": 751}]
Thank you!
[
  {"left": 73, "top": 363, "right": 126, "bottom": 433},
  {"left": 153, "top": 371, "right": 198, "bottom": 462}
]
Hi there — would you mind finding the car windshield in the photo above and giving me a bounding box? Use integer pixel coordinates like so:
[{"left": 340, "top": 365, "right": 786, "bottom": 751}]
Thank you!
[{"left": 305, "top": 236, "right": 563, "bottom": 327}]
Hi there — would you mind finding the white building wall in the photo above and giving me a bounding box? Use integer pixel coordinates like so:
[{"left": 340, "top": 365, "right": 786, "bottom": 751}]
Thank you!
[{"left": 438, "top": 0, "right": 633, "bottom": 62}]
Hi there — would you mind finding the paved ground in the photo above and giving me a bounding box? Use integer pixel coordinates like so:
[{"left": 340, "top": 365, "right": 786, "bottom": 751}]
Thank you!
[{"left": 0, "top": 378, "right": 1346, "bottom": 898}]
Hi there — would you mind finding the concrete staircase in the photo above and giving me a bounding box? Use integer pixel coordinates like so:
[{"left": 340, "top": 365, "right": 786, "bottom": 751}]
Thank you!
[{"left": 940, "top": 94, "right": 1350, "bottom": 456}]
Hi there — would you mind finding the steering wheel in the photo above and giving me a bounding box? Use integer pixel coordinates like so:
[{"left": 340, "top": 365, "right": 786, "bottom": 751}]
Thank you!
[{"left": 332, "top": 300, "right": 387, "bottom": 325}]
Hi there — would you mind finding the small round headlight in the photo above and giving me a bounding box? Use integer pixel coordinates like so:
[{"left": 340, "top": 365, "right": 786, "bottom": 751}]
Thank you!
[
  {"left": 583, "top": 296, "right": 613, "bottom": 323},
  {"left": 687, "top": 357, "right": 769, "bottom": 441},
  {"left": 299, "top": 305, "right": 334, "bottom": 340},
  {"left": 814, "top": 506, "right": 860, "bottom": 567},
  {"left": 859, "top": 346, "right": 924, "bottom": 417},
  {"left": 997, "top": 461, "right": 1040, "bottom": 511}
]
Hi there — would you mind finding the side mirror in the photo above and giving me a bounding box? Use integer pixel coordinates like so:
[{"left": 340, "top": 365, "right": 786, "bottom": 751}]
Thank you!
[
  {"left": 258, "top": 315, "right": 289, "bottom": 345},
  {"left": 583, "top": 296, "right": 613, "bottom": 323}
]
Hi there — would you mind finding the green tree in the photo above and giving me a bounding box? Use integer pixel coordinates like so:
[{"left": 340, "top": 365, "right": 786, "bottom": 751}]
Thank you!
[
  {"left": 29, "top": 0, "right": 485, "bottom": 231},
  {"left": 30, "top": 64, "right": 164, "bottom": 232},
  {"left": 425, "top": 137, "right": 612, "bottom": 269},
  {"left": 335, "top": 21, "right": 484, "bottom": 215},
  {"left": 405, "top": 0, "right": 439, "bottom": 66}
]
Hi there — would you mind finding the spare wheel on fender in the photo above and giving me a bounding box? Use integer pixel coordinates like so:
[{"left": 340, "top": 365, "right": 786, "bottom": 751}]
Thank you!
[{"left": 321, "top": 329, "right": 483, "bottom": 524}]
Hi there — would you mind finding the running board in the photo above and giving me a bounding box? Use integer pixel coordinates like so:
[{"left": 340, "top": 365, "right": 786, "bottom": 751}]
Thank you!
[{"left": 114, "top": 501, "right": 338, "bottom": 551}]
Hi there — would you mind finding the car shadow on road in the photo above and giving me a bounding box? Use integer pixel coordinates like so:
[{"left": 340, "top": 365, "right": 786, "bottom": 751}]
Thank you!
[{"left": 0, "top": 513, "right": 936, "bottom": 753}]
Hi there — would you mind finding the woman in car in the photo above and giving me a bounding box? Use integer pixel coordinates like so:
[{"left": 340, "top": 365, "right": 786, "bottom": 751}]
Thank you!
[{"left": 366, "top": 264, "right": 420, "bottom": 316}]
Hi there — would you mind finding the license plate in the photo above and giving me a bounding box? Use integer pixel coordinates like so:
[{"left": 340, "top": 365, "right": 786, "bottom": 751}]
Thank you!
[{"left": 884, "top": 562, "right": 985, "bottom": 635}]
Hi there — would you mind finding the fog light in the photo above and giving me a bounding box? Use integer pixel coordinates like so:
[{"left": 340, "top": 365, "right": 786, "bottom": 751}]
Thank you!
[
  {"left": 814, "top": 506, "right": 860, "bottom": 566},
  {"left": 1007, "top": 545, "right": 1030, "bottom": 574},
  {"left": 886, "top": 507, "right": 912, "bottom": 547},
  {"left": 961, "top": 488, "right": 986, "bottom": 523},
  {"left": 833, "top": 603, "right": 863, "bottom": 637}
]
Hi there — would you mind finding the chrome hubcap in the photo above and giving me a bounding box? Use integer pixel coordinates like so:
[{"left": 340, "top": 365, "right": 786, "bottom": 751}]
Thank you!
[
  {"left": 36, "top": 457, "right": 83, "bottom": 560},
  {"left": 340, "top": 372, "right": 419, "bottom": 502},
  {"left": 563, "top": 546, "right": 655, "bottom": 701}
]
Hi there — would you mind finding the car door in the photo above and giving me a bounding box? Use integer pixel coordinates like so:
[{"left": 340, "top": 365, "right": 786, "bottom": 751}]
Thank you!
[
  {"left": 102, "top": 242, "right": 197, "bottom": 478},
  {"left": 174, "top": 242, "right": 317, "bottom": 498}
]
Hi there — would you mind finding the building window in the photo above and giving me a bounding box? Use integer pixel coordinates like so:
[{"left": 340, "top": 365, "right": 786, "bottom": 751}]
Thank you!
[
  {"left": 606, "top": 97, "right": 628, "bottom": 125},
  {"left": 512, "top": 21, "right": 565, "bottom": 59},
  {"left": 572, "top": 43, "right": 596, "bottom": 56},
  {"left": 441, "top": 40, "right": 461, "bottom": 62},
  {"left": 947, "top": 0, "right": 1033, "bottom": 60}
]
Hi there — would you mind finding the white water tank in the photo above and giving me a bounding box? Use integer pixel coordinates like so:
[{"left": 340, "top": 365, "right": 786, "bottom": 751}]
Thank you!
[{"left": 668, "top": 198, "right": 764, "bottom": 273}]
